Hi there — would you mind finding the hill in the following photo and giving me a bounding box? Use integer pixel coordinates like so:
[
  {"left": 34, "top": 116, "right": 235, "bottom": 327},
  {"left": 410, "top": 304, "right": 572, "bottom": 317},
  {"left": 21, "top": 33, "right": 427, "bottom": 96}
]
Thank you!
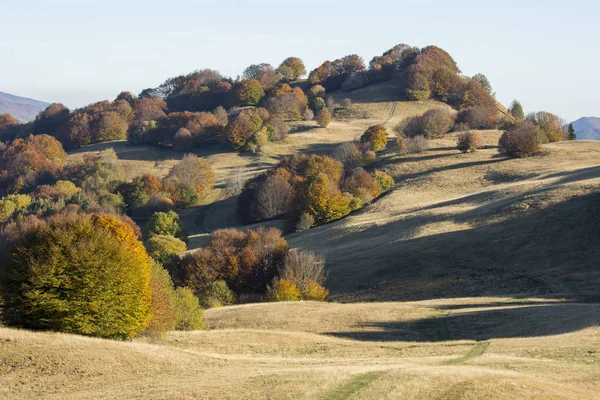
[
  {"left": 0, "top": 91, "right": 49, "bottom": 122},
  {"left": 1, "top": 298, "right": 599, "bottom": 399},
  {"left": 572, "top": 116, "right": 600, "bottom": 140}
]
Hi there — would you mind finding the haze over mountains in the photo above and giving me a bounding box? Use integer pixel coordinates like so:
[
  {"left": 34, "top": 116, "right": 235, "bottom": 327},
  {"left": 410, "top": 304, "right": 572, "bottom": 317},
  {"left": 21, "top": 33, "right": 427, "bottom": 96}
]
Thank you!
[
  {"left": 0, "top": 91, "right": 49, "bottom": 122},
  {"left": 572, "top": 116, "right": 600, "bottom": 140}
]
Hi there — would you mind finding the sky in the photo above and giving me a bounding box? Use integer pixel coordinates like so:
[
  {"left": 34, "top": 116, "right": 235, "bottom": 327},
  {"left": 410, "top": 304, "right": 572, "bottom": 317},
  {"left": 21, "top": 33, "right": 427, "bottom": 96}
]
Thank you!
[{"left": 1, "top": 0, "right": 598, "bottom": 122}]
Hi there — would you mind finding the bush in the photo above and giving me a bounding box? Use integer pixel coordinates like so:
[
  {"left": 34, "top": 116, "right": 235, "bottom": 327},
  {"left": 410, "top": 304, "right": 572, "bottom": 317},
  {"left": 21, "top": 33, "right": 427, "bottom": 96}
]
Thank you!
[
  {"left": 279, "top": 250, "right": 326, "bottom": 294},
  {"left": 498, "top": 120, "right": 543, "bottom": 158},
  {"left": 305, "top": 173, "right": 351, "bottom": 224},
  {"left": 398, "top": 109, "right": 455, "bottom": 139},
  {"left": 165, "top": 154, "right": 214, "bottom": 201},
  {"left": 174, "top": 287, "right": 206, "bottom": 330},
  {"left": 302, "top": 109, "right": 314, "bottom": 121},
  {"left": 147, "top": 211, "right": 187, "bottom": 240},
  {"left": 0, "top": 214, "right": 151, "bottom": 339},
  {"left": 295, "top": 212, "right": 315, "bottom": 232},
  {"left": 302, "top": 280, "right": 329, "bottom": 301},
  {"left": 198, "top": 280, "right": 236, "bottom": 308},
  {"left": 373, "top": 170, "right": 394, "bottom": 192},
  {"left": 180, "top": 227, "right": 289, "bottom": 294},
  {"left": 267, "top": 279, "right": 302, "bottom": 302},
  {"left": 172, "top": 128, "right": 193, "bottom": 151},
  {"left": 405, "top": 135, "right": 429, "bottom": 154},
  {"left": 143, "top": 260, "right": 176, "bottom": 337},
  {"left": 360, "top": 125, "right": 388, "bottom": 151},
  {"left": 145, "top": 234, "right": 187, "bottom": 259},
  {"left": 316, "top": 107, "right": 331, "bottom": 128},
  {"left": 456, "top": 129, "right": 485, "bottom": 153}
]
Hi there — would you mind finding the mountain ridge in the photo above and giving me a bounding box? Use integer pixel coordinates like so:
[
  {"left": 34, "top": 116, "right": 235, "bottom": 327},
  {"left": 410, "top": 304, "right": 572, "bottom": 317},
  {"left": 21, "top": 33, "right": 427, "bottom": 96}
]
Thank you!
[{"left": 0, "top": 90, "right": 49, "bottom": 122}]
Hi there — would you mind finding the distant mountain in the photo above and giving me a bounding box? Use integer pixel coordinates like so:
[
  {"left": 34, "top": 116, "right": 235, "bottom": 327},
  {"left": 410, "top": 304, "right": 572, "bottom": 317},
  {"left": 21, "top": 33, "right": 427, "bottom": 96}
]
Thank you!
[
  {"left": 571, "top": 117, "right": 600, "bottom": 140},
  {"left": 0, "top": 91, "right": 49, "bottom": 123}
]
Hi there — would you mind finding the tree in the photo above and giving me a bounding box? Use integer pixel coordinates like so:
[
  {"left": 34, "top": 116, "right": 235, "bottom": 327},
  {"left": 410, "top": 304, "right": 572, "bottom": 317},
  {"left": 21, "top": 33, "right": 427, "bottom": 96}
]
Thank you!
[
  {"left": 532, "top": 111, "right": 566, "bottom": 142},
  {"left": 568, "top": 123, "right": 577, "bottom": 140},
  {"left": 360, "top": 125, "right": 388, "bottom": 151},
  {"left": 254, "top": 175, "right": 293, "bottom": 220},
  {"left": 498, "top": 120, "right": 543, "bottom": 158},
  {"left": 0, "top": 214, "right": 151, "bottom": 339},
  {"left": 180, "top": 227, "right": 289, "bottom": 294},
  {"left": 144, "top": 260, "right": 176, "bottom": 337},
  {"left": 145, "top": 234, "right": 187, "bottom": 259},
  {"left": 304, "top": 173, "right": 351, "bottom": 223},
  {"left": 0, "top": 134, "right": 67, "bottom": 195},
  {"left": 172, "top": 128, "right": 193, "bottom": 151},
  {"left": 234, "top": 79, "right": 265, "bottom": 106},
  {"left": 509, "top": 100, "right": 525, "bottom": 120},
  {"left": 471, "top": 73, "right": 493, "bottom": 93},
  {"left": 32, "top": 104, "right": 70, "bottom": 136},
  {"left": 166, "top": 154, "right": 215, "bottom": 200},
  {"left": 316, "top": 108, "right": 331, "bottom": 128},
  {"left": 457, "top": 129, "right": 485, "bottom": 153},
  {"left": 279, "top": 250, "right": 326, "bottom": 294},
  {"left": 173, "top": 287, "right": 206, "bottom": 330},
  {"left": 277, "top": 57, "right": 307, "bottom": 81},
  {"left": 147, "top": 210, "right": 187, "bottom": 240},
  {"left": 0, "top": 113, "right": 19, "bottom": 129},
  {"left": 267, "top": 279, "right": 301, "bottom": 301}
]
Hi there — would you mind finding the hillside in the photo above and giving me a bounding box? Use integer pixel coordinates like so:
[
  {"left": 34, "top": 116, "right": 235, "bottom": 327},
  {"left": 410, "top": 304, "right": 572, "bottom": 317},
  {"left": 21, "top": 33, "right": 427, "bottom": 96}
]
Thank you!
[
  {"left": 572, "top": 116, "right": 600, "bottom": 140},
  {"left": 3, "top": 71, "right": 600, "bottom": 399},
  {"left": 0, "top": 91, "right": 49, "bottom": 122},
  {"left": 1, "top": 298, "right": 599, "bottom": 399}
]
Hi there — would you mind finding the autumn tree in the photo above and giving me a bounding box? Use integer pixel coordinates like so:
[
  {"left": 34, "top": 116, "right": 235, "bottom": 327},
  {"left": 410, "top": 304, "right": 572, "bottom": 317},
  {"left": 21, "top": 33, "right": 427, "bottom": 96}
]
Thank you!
[
  {"left": 530, "top": 111, "right": 566, "bottom": 142},
  {"left": 147, "top": 210, "right": 187, "bottom": 240},
  {"left": 0, "top": 214, "right": 152, "bottom": 339},
  {"left": 0, "top": 134, "right": 67, "bottom": 195},
  {"left": 304, "top": 173, "right": 351, "bottom": 224},
  {"left": 0, "top": 113, "right": 19, "bottom": 130},
  {"left": 32, "top": 103, "right": 70, "bottom": 136},
  {"left": 165, "top": 154, "right": 215, "bottom": 200},
  {"left": 316, "top": 107, "right": 331, "bottom": 127},
  {"left": 234, "top": 79, "right": 265, "bottom": 106},
  {"left": 143, "top": 260, "right": 176, "bottom": 337},
  {"left": 277, "top": 57, "right": 307, "bottom": 81},
  {"left": 360, "top": 125, "right": 388, "bottom": 151},
  {"left": 498, "top": 120, "right": 544, "bottom": 158}
]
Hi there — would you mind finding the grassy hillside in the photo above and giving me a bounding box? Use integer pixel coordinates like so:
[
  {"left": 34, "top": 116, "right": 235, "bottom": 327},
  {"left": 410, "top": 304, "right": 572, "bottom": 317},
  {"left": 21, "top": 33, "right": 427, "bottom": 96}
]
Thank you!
[
  {"left": 29, "top": 81, "right": 600, "bottom": 399},
  {"left": 1, "top": 298, "right": 599, "bottom": 399}
]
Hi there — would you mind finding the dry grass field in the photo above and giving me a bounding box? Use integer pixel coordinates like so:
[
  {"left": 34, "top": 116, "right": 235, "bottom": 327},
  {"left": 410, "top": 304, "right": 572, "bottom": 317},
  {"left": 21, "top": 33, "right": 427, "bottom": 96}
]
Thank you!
[
  {"left": 10, "top": 82, "right": 597, "bottom": 399},
  {"left": 1, "top": 298, "right": 599, "bottom": 399}
]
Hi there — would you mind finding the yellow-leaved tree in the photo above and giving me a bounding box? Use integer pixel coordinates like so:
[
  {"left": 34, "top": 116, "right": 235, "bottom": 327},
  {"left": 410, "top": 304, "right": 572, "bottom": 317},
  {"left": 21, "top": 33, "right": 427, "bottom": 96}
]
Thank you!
[{"left": 0, "top": 214, "right": 152, "bottom": 339}]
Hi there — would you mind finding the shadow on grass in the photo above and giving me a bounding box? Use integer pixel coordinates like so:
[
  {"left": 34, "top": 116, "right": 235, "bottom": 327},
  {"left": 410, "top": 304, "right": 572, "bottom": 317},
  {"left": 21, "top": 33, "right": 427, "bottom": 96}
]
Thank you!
[{"left": 327, "top": 302, "right": 600, "bottom": 342}]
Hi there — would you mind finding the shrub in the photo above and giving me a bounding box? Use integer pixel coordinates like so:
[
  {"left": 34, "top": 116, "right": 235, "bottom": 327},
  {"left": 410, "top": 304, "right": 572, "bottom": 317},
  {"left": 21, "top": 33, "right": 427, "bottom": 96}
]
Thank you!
[
  {"left": 147, "top": 211, "right": 187, "bottom": 240},
  {"left": 0, "top": 214, "right": 151, "bottom": 339},
  {"left": 457, "top": 106, "right": 497, "bottom": 130},
  {"left": 405, "top": 135, "right": 429, "bottom": 154},
  {"left": 373, "top": 170, "right": 394, "bottom": 192},
  {"left": 253, "top": 175, "right": 293, "bottom": 220},
  {"left": 295, "top": 212, "right": 315, "bottom": 232},
  {"left": 498, "top": 120, "right": 543, "bottom": 158},
  {"left": 457, "top": 129, "right": 485, "bottom": 153},
  {"left": 302, "top": 280, "right": 329, "bottom": 301},
  {"left": 313, "top": 97, "right": 326, "bottom": 111},
  {"left": 395, "top": 136, "right": 407, "bottom": 154},
  {"left": 180, "top": 227, "right": 289, "bottom": 294},
  {"left": 267, "top": 116, "right": 289, "bottom": 141},
  {"left": 172, "top": 128, "right": 193, "bottom": 151},
  {"left": 235, "top": 79, "right": 265, "bottom": 106},
  {"left": 341, "top": 98, "right": 352, "bottom": 108},
  {"left": 279, "top": 250, "right": 326, "bottom": 294},
  {"left": 145, "top": 234, "right": 187, "bottom": 259},
  {"left": 143, "top": 260, "right": 176, "bottom": 337},
  {"left": 305, "top": 173, "right": 351, "bottom": 224},
  {"left": 360, "top": 125, "right": 388, "bottom": 151},
  {"left": 98, "top": 193, "right": 125, "bottom": 212},
  {"left": 0, "top": 194, "right": 32, "bottom": 223},
  {"left": 316, "top": 107, "right": 331, "bottom": 128},
  {"left": 267, "top": 279, "right": 302, "bottom": 302},
  {"left": 198, "top": 280, "right": 235, "bottom": 308},
  {"left": 165, "top": 154, "right": 214, "bottom": 201},
  {"left": 302, "top": 109, "right": 314, "bottom": 121},
  {"left": 173, "top": 287, "right": 206, "bottom": 330}
]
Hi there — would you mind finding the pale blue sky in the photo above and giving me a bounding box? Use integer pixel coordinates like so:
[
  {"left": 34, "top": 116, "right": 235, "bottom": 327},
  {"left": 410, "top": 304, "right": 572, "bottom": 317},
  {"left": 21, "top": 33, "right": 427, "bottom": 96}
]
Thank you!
[{"left": 1, "top": 0, "right": 597, "bottom": 121}]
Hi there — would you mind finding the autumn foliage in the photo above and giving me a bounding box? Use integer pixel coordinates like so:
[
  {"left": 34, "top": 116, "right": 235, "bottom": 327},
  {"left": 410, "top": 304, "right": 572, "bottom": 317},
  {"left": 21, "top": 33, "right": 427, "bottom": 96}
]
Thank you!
[
  {"left": 360, "top": 125, "right": 388, "bottom": 151},
  {"left": 0, "top": 214, "right": 152, "bottom": 339}
]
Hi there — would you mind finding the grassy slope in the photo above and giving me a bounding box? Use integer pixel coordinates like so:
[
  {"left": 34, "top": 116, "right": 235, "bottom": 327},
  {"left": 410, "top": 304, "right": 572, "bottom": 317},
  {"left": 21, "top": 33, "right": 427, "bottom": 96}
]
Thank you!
[
  {"left": 12, "top": 81, "right": 598, "bottom": 398},
  {"left": 1, "top": 298, "right": 599, "bottom": 399}
]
